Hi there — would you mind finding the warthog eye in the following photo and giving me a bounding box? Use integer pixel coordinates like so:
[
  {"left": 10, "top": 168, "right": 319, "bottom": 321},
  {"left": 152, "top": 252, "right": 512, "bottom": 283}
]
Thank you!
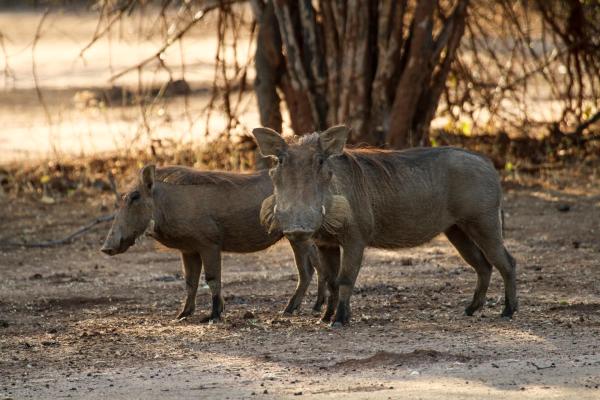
[
  {"left": 129, "top": 191, "right": 141, "bottom": 204},
  {"left": 315, "top": 155, "right": 326, "bottom": 169}
]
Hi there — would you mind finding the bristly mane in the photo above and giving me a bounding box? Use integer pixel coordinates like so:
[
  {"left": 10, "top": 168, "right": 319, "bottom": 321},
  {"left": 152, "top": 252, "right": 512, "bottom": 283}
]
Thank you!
[
  {"left": 155, "top": 166, "right": 263, "bottom": 186},
  {"left": 289, "top": 132, "right": 395, "bottom": 184}
]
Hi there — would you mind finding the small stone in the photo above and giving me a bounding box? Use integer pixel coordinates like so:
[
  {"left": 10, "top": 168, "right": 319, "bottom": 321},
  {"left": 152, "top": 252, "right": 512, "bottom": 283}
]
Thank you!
[
  {"left": 294, "top": 392, "right": 303, "bottom": 396},
  {"left": 243, "top": 311, "right": 256, "bottom": 320}
]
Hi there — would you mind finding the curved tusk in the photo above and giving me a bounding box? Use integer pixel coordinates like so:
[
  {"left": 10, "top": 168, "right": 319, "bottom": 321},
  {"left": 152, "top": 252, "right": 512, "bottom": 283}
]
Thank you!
[
  {"left": 273, "top": 204, "right": 277, "bottom": 214},
  {"left": 322, "top": 205, "right": 326, "bottom": 216},
  {"left": 145, "top": 219, "right": 156, "bottom": 237}
]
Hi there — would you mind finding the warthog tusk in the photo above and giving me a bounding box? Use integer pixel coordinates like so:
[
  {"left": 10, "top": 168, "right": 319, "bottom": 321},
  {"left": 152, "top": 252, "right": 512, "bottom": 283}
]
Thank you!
[
  {"left": 145, "top": 219, "right": 156, "bottom": 237},
  {"left": 273, "top": 204, "right": 277, "bottom": 214},
  {"left": 322, "top": 205, "right": 326, "bottom": 215}
]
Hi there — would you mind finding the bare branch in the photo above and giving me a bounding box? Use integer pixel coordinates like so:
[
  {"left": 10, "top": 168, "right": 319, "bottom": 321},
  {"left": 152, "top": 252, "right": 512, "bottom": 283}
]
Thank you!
[
  {"left": 109, "top": 0, "right": 245, "bottom": 82},
  {"left": 32, "top": 10, "right": 55, "bottom": 153},
  {"left": 0, "top": 214, "right": 114, "bottom": 249}
]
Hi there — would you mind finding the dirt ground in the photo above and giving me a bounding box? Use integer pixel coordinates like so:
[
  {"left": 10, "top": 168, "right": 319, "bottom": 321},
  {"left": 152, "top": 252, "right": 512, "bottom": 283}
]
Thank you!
[{"left": 1, "top": 172, "right": 599, "bottom": 399}]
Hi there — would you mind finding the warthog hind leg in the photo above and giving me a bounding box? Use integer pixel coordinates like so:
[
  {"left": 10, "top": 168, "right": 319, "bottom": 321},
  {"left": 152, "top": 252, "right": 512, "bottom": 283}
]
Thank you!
[
  {"left": 462, "top": 215, "right": 518, "bottom": 318},
  {"left": 445, "top": 225, "right": 493, "bottom": 316}
]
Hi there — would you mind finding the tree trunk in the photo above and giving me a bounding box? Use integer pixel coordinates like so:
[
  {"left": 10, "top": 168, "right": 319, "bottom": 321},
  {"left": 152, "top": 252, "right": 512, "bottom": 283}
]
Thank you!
[{"left": 253, "top": 0, "right": 470, "bottom": 148}]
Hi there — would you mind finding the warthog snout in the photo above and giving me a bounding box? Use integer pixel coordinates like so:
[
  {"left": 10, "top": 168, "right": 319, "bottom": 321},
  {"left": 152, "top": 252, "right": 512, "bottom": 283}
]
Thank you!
[
  {"left": 100, "top": 232, "right": 132, "bottom": 256},
  {"left": 283, "top": 228, "right": 313, "bottom": 242},
  {"left": 100, "top": 244, "right": 118, "bottom": 256}
]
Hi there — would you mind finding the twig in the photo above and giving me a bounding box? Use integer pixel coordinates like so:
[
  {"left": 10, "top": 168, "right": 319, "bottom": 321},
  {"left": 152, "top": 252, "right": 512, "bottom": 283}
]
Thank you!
[
  {"left": 32, "top": 10, "right": 53, "bottom": 140},
  {"left": 107, "top": 171, "right": 120, "bottom": 205},
  {"left": 528, "top": 361, "right": 556, "bottom": 371},
  {"left": 79, "top": 0, "right": 135, "bottom": 60},
  {"left": 0, "top": 30, "right": 15, "bottom": 87},
  {"left": 570, "top": 111, "right": 600, "bottom": 136},
  {"left": 109, "top": 0, "right": 244, "bottom": 82},
  {"left": 0, "top": 214, "right": 114, "bottom": 249}
]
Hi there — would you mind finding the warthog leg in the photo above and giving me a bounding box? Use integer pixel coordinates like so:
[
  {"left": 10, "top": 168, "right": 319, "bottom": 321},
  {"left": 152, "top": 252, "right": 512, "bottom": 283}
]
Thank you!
[
  {"left": 332, "top": 244, "right": 365, "bottom": 327},
  {"left": 283, "top": 240, "right": 317, "bottom": 314},
  {"left": 313, "top": 272, "right": 328, "bottom": 312},
  {"left": 199, "top": 246, "right": 225, "bottom": 323},
  {"left": 176, "top": 252, "right": 202, "bottom": 320},
  {"left": 461, "top": 216, "right": 518, "bottom": 318},
  {"left": 445, "top": 225, "right": 492, "bottom": 316},
  {"left": 310, "top": 243, "right": 329, "bottom": 312},
  {"left": 313, "top": 245, "right": 340, "bottom": 321}
]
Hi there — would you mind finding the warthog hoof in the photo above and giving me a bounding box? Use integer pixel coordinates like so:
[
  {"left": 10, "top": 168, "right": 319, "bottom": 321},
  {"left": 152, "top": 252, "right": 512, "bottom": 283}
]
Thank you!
[
  {"left": 281, "top": 308, "right": 296, "bottom": 316},
  {"left": 331, "top": 302, "right": 351, "bottom": 326},
  {"left": 464, "top": 306, "right": 478, "bottom": 316},
  {"left": 199, "top": 314, "right": 222, "bottom": 324},
  {"left": 176, "top": 308, "right": 195, "bottom": 321},
  {"left": 500, "top": 307, "right": 515, "bottom": 319},
  {"left": 283, "top": 301, "right": 300, "bottom": 315},
  {"left": 321, "top": 310, "right": 334, "bottom": 323},
  {"left": 501, "top": 299, "right": 517, "bottom": 319},
  {"left": 312, "top": 296, "right": 326, "bottom": 312},
  {"left": 330, "top": 321, "right": 345, "bottom": 329}
]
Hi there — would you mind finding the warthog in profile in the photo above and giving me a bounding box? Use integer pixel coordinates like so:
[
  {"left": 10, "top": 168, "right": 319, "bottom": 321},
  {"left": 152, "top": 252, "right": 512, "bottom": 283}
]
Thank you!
[
  {"left": 101, "top": 165, "right": 324, "bottom": 322},
  {"left": 253, "top": 125, "right": 517, "bottom": 326}
]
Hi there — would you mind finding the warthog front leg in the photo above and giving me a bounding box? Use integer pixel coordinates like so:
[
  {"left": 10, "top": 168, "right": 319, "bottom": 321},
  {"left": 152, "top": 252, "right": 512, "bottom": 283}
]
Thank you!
[
  {"left": 283, "top": 240, "right": 317, "bottom": 314},
  {"left": 176, "top": 252, "right": 202, "bottom": 320},
  {"left": 332, "top": 244, "right": 365, "bottom": 327},
  {"left": 317, "top": 245, "right": 340, "bottom": 322},
  {"left": 199, "top": 246, "right": 224, "bottom": 323}
]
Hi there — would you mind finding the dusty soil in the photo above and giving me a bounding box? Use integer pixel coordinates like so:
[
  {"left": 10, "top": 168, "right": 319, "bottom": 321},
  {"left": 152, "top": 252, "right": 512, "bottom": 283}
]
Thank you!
[{"left": 1, "top": 174, "right": 599, "bottom": 399}]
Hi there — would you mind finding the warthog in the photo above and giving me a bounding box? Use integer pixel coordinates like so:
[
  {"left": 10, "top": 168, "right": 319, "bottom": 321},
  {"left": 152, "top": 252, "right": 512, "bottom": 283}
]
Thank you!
[
  {"left": 253, "top": 125, "right": 517, "bottom": 326},
  {"left": 101, "top": 165, "right": 324, "bottom": 322}
]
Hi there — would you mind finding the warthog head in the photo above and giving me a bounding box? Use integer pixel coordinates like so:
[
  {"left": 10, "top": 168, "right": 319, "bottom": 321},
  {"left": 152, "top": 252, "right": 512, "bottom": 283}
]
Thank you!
[
  {"left": 100, "top": 165, "right": 155, "bottom": 255},
  {"left": 253, "top": 125, "right": 350, "bottom": 241}
]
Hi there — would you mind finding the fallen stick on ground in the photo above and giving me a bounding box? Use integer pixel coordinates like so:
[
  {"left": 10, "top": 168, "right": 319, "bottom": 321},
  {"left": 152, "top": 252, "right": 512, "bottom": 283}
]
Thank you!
[{"left": 0, "top": 214, "right": 114, "bottom": 249}]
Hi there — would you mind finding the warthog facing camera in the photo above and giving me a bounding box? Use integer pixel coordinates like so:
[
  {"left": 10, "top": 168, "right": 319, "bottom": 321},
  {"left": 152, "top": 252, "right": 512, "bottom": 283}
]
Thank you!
[{"left": 253, "top": 125, "right": 517, "bottom": 326}]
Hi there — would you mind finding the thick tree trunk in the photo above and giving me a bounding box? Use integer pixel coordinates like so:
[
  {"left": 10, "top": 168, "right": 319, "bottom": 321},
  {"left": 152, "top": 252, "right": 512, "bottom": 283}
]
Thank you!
[
  {"left": 387, "top": 0, "right": 436, "bottom": 148},
  {"left": 388, "top": 0, "right": 469, "bottom": 147},
  {"left": 253, "top": 0, "right": 470, "bottom": 148},
  {"left": 254, "top": 1, "right": 283, "bottom": 133}
]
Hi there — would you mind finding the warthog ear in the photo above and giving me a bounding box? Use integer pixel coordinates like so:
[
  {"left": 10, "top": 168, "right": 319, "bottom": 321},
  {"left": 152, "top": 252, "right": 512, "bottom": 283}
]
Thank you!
[
  {"left": 252, "top": 127, "right": 287, "bottom": 159},
  {"left": 319, "top": 125, "right": 349, "bottom": 157},
  {"left": 140, "top": 164, "right": 156, "bottom": 192}
]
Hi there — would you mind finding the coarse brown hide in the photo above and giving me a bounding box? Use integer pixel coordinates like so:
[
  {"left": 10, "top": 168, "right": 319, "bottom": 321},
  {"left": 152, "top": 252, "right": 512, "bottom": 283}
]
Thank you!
[
  {"left": 101, "top": 165, "right": 325, "bottom": 322},
  {"left": 253, "top": 125, "right": 517, "bottom": 326}
]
